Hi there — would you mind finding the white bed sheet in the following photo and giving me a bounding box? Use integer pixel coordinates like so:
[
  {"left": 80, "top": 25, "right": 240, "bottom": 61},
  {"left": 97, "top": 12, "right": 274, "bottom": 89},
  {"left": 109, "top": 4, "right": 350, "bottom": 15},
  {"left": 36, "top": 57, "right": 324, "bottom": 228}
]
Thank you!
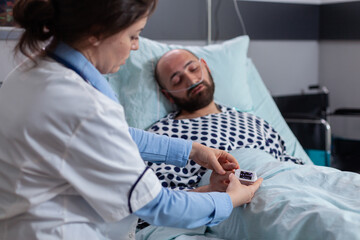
[{"left": 136, "top": 148, "right": 360, "bottom": 240}]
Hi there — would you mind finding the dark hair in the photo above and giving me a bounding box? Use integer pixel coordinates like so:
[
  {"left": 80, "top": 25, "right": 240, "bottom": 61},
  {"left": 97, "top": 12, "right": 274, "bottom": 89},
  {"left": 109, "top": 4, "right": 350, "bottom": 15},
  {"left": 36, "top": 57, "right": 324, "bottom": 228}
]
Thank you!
[{"left": 13, "top": 0, "right": 157, "bottom": 60}]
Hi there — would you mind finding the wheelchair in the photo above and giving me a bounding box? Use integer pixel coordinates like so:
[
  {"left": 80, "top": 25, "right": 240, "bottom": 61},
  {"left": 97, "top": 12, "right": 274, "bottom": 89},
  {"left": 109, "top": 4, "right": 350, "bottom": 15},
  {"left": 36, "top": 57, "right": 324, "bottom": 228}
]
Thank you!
[{"left": 273, "top": 85, "right": 360, "bottom": 173}]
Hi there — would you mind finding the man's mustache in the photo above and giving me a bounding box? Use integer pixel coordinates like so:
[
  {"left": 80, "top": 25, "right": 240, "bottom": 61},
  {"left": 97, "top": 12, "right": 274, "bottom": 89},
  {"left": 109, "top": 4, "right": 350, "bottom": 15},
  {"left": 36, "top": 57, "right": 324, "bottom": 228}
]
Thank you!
[{"left": 187, "top": 81, "right": 206, "bottom": 97}]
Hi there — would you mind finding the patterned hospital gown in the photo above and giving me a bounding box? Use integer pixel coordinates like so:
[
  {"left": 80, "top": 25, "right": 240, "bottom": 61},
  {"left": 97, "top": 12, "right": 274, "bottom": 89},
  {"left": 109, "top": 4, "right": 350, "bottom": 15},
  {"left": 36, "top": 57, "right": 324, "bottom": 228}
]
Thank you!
[{"left": 147, "top": 104, "right": 304, "bottom": 190}]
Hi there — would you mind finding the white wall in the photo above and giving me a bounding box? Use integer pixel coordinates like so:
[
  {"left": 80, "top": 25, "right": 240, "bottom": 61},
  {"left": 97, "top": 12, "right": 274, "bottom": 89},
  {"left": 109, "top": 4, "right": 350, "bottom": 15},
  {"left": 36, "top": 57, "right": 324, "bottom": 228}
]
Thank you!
[
  {"left": 244, "top": 0, "right": 357, "bottom": 4},
  {"left": 0, "top": 40, "right": 18, "bottom": 82},
  {"left": 244, "top": 0, "right": 320, "bottom": 4},
  {"left": 319, "top": 41, "right": 360, "bottom": 139},
  {"left": 320, "top": 0, "right": 357, "bottom": 3},
  {"left": 248, "top": 40, "right": 319, "bottom": 96},
  {"left": 319, "top": 41, "right": 360, "bottom": 111}
]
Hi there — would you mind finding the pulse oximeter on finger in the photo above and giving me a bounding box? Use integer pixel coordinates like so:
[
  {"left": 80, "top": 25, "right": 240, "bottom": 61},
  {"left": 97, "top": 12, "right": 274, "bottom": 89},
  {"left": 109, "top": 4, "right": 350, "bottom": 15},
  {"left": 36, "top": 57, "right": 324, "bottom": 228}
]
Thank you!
[{"left": 235, "top": 169, "right": 257, "bottom": 185}]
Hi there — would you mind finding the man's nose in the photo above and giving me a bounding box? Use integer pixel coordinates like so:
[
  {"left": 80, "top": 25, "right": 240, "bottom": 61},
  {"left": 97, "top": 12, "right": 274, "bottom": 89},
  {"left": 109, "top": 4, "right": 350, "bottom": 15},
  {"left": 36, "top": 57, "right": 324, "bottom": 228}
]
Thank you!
[
  {"left": 131, "top": 41, "right": 139, "bottom": 50},
  {"left": 183, "top": 71, "right": 199, "bottom": 86}
]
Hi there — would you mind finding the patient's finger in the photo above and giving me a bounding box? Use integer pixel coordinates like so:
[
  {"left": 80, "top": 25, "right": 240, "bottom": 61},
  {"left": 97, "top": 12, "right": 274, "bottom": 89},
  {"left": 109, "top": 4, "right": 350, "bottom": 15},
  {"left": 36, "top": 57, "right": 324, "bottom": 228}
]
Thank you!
[{"left": 248, "top": 178, "right": 263, "bottom": 191}]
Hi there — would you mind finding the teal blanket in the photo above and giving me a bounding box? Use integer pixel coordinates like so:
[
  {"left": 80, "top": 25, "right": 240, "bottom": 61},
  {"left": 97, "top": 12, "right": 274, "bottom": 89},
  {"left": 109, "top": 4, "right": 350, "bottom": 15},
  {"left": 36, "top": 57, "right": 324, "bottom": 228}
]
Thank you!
[{"left": 137, "top": 148, "right": 360, "bottom": 240}]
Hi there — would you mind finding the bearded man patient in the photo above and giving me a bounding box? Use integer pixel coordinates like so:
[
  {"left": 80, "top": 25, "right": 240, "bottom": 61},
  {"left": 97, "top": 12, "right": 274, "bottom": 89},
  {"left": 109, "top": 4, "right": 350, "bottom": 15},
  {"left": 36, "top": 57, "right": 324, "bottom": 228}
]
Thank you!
[{"left": 143, "top": 49, "right": 304, "bottom": 194}]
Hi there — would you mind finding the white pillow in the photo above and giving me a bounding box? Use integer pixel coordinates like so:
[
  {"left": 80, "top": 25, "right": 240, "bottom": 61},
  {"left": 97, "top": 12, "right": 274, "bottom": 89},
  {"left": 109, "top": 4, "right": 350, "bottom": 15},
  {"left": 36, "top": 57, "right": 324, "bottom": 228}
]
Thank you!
[{"left": 107, "top": 35, "right": 252, "bottom": 129}]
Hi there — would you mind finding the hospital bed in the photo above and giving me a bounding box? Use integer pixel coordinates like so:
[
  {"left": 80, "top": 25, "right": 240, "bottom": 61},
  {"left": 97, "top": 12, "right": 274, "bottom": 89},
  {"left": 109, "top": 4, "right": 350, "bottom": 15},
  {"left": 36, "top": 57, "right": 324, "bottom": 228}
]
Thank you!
[
  {"left": 273, "top": 86, "right": 331, "bottom": 167},
  {"left": 330, "top": 108, "right": 360, "bottom": 173},
  {"left": 274, "top": 88, "right": 360, "bottom": 173},
  {"left": 106, "top": 36, "right": 360, "bottom": 240}
]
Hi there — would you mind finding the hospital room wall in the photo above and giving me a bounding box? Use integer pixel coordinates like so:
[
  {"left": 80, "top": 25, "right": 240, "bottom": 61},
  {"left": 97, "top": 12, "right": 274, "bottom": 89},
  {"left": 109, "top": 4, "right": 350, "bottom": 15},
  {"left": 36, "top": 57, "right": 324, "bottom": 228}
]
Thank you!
[
  {"left": 319, "top": 41, "right": 360, "bottom": 139},
  {"left": 318, "top": 1, "right": 360, "bottom": 111},
  {"left": 1, "top": 0, "right": 360, "bottom": 112},
  {"left": 250, "top": 40, "right": 360, "bottom": 112},
  {"left": 248, "top": 40, "right": 319, "bottom": 96},
  {"left": 139, "top": 0, "right": 360, "bottom": 112},
  {"left": 140, "top": 0, "right": 322, "bottom": 96},
  {"left": 0, "top": 40, "right": 320, "bottom": 98},
  {"left": 319, "top": 42, "right": 360, "bottom": 111},
  {"left": 0, "top": 40, "right": 321, "bottom": 98},
  {"left": 0, "top": 40, "right": 17, "bottom": 83}
]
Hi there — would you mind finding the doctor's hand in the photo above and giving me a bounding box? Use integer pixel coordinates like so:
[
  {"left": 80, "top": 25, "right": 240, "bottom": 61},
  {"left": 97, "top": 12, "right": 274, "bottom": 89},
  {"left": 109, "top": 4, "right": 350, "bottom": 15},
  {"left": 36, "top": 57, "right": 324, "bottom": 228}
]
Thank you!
[
  {"left": 226, "top": 173, "right": 263, "bottom": 207},
  {"left": 189, "top": 142, "right": 239, "bottom": 175}
]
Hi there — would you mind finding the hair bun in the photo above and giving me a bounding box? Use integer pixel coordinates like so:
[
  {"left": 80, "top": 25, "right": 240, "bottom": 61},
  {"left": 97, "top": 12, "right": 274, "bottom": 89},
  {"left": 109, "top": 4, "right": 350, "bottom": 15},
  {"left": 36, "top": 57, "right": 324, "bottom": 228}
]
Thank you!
[{"left": 13, "top": 0, "right": 54, "bottom": 39}]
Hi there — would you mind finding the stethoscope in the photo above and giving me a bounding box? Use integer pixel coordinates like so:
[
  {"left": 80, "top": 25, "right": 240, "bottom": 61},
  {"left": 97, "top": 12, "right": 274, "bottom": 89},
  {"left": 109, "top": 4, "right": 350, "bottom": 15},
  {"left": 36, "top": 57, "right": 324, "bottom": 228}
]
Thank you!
[{"left": 49, "top": 50, "right": 150, "bottom": 214}]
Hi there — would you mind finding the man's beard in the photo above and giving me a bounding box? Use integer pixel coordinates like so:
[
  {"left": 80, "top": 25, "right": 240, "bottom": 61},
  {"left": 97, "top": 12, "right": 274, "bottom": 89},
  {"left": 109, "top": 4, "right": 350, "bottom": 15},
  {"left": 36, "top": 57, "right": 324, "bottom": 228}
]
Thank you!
[{"left": 170, "top": 74, "right": 215, "bottom": 113}]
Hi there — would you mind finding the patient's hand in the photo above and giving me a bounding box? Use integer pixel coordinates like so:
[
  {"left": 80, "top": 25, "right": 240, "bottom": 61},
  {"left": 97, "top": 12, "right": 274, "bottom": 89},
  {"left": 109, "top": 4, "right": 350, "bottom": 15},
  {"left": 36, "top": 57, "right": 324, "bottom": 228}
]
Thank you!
[
  {"left": 208, "top": 171, "right": 232, "bottom": 192},
  {"left": 189, "top": 142, "right": 239, "bottom": 175},
  {"left": 226, "top": 173, "right": 263, "bottom": 208},
  {"left": 190, "top": 171, "right": 232, "bottom": 193}
]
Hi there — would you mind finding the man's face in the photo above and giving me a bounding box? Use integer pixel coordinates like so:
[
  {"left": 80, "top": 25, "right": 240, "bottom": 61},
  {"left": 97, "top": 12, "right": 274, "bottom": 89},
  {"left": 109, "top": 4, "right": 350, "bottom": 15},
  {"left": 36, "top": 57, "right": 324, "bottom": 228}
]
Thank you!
[{"left": 157, "top": 50, "right": 215, "bottom": 113}]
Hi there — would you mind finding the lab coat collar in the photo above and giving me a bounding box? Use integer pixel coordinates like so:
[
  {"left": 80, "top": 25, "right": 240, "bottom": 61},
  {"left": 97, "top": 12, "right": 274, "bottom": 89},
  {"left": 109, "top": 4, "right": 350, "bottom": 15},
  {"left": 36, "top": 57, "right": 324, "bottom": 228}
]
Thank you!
[{"left": 51, "top": 42, "right": 119, "bottom": 103}]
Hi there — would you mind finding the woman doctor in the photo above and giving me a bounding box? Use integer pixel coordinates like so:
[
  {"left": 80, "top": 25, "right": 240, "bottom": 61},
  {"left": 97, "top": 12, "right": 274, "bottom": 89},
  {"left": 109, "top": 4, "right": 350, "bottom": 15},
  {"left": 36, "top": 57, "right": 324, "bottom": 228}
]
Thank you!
[{"left": 0, "top": 0, "right": 262, "bottom": 239}]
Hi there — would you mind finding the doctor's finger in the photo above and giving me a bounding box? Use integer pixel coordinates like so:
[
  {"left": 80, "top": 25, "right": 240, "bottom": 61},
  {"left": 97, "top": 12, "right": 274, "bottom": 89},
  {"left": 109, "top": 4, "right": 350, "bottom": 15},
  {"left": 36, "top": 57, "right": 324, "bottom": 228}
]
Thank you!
[
  {"left": 217, "top": 151, "right": 239, "bottom": 169},
  {"left": 221, "top": 162, "right": 238, "bottom": 171},
  {"left": 210, "top": 159, "right": 226, "bottom": 175}
]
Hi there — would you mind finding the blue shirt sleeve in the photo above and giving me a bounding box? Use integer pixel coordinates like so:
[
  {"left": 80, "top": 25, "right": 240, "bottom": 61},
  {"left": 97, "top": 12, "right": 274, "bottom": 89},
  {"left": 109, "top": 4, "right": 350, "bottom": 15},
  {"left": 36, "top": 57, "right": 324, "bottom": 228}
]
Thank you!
[
  {"left": 134, "top": 187, "right": 233, "bottom": 228},
  {"left": 129, "top": 127, "right": 192, "bottom": 167}
]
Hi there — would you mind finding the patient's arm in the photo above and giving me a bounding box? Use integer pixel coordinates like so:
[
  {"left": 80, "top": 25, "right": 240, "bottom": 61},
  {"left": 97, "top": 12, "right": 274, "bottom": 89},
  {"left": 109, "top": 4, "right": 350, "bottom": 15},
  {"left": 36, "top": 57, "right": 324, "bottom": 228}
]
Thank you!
[
  {"left": 192, "top": 172, "right": 263, "bottom": 208},
  {"left": 190, "top": 171, "right": 232, "bottom": 193}
]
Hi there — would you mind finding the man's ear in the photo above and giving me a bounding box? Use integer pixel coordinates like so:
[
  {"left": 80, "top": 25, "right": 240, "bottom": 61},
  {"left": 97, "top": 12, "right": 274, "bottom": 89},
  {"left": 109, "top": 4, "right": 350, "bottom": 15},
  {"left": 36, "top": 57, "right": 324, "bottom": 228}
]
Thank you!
[
  {"left": 201, "top": 58, "right": 211, "bottom": 74},
  {"left": 161, "top": 89, "right": 175, "bottom": 104}
]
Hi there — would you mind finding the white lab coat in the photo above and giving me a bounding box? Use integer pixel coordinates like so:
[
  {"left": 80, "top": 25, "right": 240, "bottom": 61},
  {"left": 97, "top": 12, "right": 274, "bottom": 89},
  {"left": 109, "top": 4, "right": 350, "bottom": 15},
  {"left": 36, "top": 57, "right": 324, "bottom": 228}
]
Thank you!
[{"left": 0, "top": 58, "right": 162, "bottom": 239}]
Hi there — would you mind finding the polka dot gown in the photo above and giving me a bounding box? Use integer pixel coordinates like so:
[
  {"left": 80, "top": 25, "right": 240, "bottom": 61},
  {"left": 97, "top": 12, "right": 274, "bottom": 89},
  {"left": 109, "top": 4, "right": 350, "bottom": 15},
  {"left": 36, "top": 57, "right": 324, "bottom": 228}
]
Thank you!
[{"left": 147, "top": 104, "right": 305, "bottom": 190}]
